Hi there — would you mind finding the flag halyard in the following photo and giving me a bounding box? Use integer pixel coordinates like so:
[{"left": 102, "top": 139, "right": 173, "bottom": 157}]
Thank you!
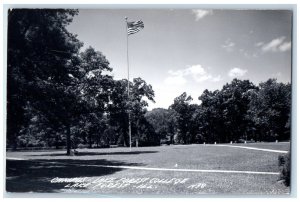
[{"left": 127, "top": 20, "right": 144, "bottom": 35}]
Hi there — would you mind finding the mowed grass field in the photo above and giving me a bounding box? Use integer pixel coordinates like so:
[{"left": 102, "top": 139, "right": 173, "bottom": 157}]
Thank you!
[{"left": 6, "top": 142, "right": 290, "bottom": 195}]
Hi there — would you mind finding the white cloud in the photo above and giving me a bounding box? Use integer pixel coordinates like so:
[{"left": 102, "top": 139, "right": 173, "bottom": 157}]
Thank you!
[
  {"left": 228, "top": 67, "right": 248, "bottom": 78},
  {"left": 192, "top": 9, "right": 213, "bottom": 21},
  {"left": 261, "top": 36, "right": 285, "bottom": 52},
  {"left": 165, "top": 64, "right": 221, "bottom": 84},
  {"left": 261, "top": 36, "right": 291, "bottom": 53},
  {"left": 146, "top": 85, "right": 177, "bottom": 110},
  {"left": 255, "top": 42, "right": 264, "bottom": 47},
  {"left": 186, "top": 65, "right": 206, "bottom": 75},
  {"left": 222, "top": 39, "right": 235, "bottom": 52},
  {"left": 279, "top": 42, "right": 291, "bottom": 52}
]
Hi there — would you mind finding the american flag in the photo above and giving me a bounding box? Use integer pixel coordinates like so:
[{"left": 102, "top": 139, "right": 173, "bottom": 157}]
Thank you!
[{"left": 127, "top": 20, "right": 144, "bottom": 35}]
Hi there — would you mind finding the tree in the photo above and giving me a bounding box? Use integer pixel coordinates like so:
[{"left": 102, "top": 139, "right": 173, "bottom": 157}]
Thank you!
[
  {"left": 197, "top": 89, "right": 223, "bottom": 143},
  {"left": 170, "top": 92, "right": 195, "bottom": 144},
  {"left": 196, "top": 78, "right": 290, "bottom": 143},
  {"left": 7, "top": 9, "right": 160, "bottom": 151},
  {"left": 7, "top": 9, "right": 83, "bottom": 155},
  {"left": 248, "top": 79, "right": 291, "bottom": 141},
  {"left": 220, "top": 79, "right": 258, "bottom": 142},
  {"left": 145, "top": 108, "right": 177, "bottom": 144},
  {"left": 107, "top": 78, "right": 155, "bottom": 146},
  {"left": 76, "top": 46, "right": 114, "bottom": 148},
  {"left": 197, "top": 79, "right": 258, "bottom": 143}
]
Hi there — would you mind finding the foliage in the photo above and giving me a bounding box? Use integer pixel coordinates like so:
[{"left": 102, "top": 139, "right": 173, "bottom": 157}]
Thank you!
[
  {"left": 278, "top": 151, "right": 290, "bottom": 186},
  {"left": 7, "top": 9, "right": 83, "bottom": 154},
  {"left": 248, "top": 79, "right": 291, "bottom": 141},
  {"left": 170, "top": 92, "right": 196, "bottom": 144},
  {"left": 145, "top": 108, "right": 177, "bottom": 144},
  {"left": 107, "top": 78, "right": 156, "bottom": 146}
]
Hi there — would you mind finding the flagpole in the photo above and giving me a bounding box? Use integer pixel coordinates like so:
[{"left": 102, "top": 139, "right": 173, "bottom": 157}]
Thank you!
[{"left": 125, "top": 17, "right": 132, "bottom": 151}]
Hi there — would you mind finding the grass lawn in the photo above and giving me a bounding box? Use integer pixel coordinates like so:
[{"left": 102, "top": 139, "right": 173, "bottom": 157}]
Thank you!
[
  {"left": 228, "top": 142, "right": 290, "bottom": 151},
  {"left": 6, "top": 142, "right": 290, "bottom": 195}
]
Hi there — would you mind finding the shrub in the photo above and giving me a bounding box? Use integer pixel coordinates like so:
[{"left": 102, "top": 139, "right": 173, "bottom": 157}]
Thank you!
[{"left": 278, "top": 151, "right": 290, "bottom": 186}]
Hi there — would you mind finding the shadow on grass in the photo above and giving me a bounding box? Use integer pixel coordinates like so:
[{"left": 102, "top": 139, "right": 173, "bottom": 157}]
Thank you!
[
  {"left": 6, "top": 158, "right": 145, "bottom": 193},
  {"left": 28, "top": 150, "right": 158, "bottom": 157}
]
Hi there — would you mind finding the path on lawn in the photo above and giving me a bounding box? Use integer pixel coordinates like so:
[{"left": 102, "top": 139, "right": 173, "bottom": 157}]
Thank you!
[{"left": 213, "top": 144, "right": 288, "bottom": 154}]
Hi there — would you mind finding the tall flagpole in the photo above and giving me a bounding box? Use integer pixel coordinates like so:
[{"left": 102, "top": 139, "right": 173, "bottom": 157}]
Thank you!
[{"left": 125, "top": 17, "right": 132, "bottom": 151}]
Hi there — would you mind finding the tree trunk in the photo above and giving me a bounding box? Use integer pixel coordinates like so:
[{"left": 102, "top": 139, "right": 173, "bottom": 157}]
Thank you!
[
  {"left": 55, "top": 134, "right": 59, "bottom": 149},
  {"left": 66, "top": 126, "right": 71, "bottom": 155},
  {"left": 89, "top": 133, "right": 92, "bottom": 148}
]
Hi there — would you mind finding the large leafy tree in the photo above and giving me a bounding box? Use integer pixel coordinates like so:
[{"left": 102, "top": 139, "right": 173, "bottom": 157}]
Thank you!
[
  {"left": 197, "top": 89, "right": 223, "bottom": 143},
  {"left": 106, "top": 79, "right": 130, "bottom": 146},
  {"left": 145, "top": 108, "right": 177, "bottom": 144},
  {"left": 76, "top": 47, "right": 114, "bottom": 148},
  {"left": 108, "top": 78, "right": 155, "bottom": 146},
  {"left": 130, "top": 78, "right": 156, "bottom": 145},
  {"left": 248, "top": 79, "right": 291, "bottom": 141},
  {"left": 170, "top": 92, "right": 195, "bottom": 144},
  {"left": 197, "top": 79, "right": 257, "bottom": 143},
  {"left": 220, "top": 79, "right": 258, "bottom": 142},
  {"left": 7, "top": 9, "right": 83, "bottom": 154}
]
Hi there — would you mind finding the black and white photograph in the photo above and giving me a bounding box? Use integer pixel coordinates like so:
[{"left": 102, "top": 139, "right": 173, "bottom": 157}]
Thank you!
[{"left": 5, "top": 6, "right": 293, "bottom": 196}]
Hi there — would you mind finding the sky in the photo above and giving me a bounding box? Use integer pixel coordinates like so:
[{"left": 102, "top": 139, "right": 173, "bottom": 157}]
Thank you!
[{"left": 67, "top": 9, "right": 292, "bottom": 110}]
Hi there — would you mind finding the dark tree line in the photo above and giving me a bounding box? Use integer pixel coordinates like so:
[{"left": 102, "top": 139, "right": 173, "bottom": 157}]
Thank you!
[
  {"left": 147, "top": 79, "right": 290, "bottom": 144},
  {"left": 7, "top": 9, "right": 291, "bottom": 155}
]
